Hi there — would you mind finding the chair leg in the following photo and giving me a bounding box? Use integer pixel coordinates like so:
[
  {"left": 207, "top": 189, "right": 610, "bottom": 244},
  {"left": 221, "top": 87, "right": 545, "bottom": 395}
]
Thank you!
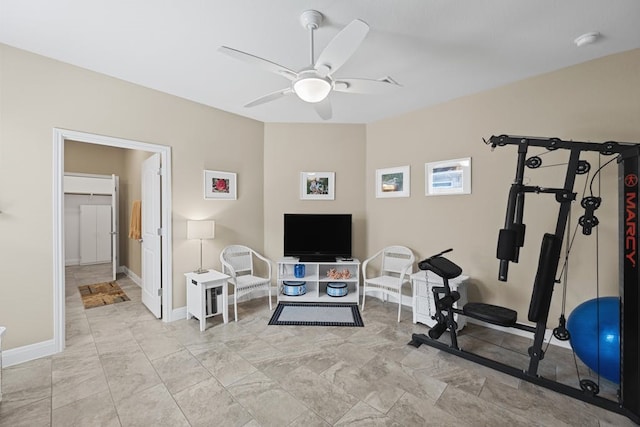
[
  {"left": 268, "top": 285, "right": 273, "bottom": 310},
  {"left": 234, "top": 289, "right": 238, "bottom": 322},
  {"left": 397, "top": 290, "right": 402, "bottom": 322},
  {"left": 361, "top": 284, "right": 366, "bottom": 311}
]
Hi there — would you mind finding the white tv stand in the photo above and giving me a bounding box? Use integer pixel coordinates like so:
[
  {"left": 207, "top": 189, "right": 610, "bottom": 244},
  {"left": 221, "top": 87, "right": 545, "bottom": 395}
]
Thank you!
[{"left": 276, "top": 258, "right": 360, "bottom": 304}]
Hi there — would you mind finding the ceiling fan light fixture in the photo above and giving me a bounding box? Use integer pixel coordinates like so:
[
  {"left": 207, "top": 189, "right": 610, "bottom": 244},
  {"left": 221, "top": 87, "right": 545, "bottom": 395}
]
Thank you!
[{"left": 293, "top": 76, "right": 332, "bottom": 103}]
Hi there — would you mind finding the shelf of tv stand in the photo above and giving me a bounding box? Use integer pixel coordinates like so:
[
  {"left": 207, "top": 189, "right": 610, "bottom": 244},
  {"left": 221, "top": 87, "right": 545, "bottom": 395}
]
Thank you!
[{"left": 276, "top": 258, "right": 360, "bottom": 304}]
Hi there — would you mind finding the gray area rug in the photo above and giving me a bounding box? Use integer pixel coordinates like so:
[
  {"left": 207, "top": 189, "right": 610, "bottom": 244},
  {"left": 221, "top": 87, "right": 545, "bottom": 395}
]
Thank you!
[{"left": 268, "top": 303, "right": 364, "bottom": 327}]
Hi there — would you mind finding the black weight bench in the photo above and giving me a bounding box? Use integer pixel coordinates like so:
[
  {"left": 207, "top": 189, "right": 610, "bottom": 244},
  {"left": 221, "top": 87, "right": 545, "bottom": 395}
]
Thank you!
[{"left": 462, "top": 302, "right": 517, "bottom": 327}]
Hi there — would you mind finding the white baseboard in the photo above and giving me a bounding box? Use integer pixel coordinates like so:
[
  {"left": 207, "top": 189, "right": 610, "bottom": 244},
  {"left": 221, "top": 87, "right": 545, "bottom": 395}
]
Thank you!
[
  {"left": 65, "top": 258, "right": 80, "bottom": 266},
  {"left": 122, "top": 266, "right": 142, "bottom": 287},
  {"left": 171, "top": 306, "right": 187, "bottom": 322},
  {"left": 2, "top": 339, "right": 57, "bottom": 368}
]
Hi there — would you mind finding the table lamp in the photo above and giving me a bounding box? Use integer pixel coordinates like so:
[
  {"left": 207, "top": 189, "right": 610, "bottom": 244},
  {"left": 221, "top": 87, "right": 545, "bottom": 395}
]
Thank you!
[{"left": 187, "top": 220, "right": 215, "bottom": 274}]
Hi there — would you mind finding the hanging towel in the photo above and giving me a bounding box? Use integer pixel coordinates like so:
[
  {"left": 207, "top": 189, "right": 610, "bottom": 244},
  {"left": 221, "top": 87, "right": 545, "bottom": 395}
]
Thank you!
[{"left": 128, "top": 200, "right": 142, "bottom": 240}]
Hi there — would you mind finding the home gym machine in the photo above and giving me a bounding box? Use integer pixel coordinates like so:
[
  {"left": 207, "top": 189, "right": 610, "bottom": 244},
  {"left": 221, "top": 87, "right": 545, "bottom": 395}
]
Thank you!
[{"left": 409, "top": 135, "right": 640, "bottom": 423}]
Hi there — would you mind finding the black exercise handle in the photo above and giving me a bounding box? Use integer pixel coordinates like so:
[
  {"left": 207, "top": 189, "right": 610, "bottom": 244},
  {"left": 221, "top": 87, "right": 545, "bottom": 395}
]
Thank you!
[
  {"left": 499, "top": 140, "right": 530, "bottom": 281},
  {"left": 428, "top": 322, "right": 448, "bottom": 339},
  {"left": 427, "top": 248, "right": 453, "bottom": 260}
]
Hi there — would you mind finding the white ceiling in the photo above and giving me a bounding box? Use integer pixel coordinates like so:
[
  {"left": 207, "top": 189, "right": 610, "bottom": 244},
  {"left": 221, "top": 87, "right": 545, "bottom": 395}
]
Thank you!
[{"left": 1, "top": 1, "right": 639, "bottom": 124}]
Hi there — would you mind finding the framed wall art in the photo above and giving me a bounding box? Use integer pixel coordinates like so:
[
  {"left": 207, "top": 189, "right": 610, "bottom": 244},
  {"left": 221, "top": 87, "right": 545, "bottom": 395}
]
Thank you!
[
  {"left": 375, "top": 165, "right": 410, "bottom": 198},
  {"left": 425, "top": 157, "right": 471, "bottom": 196},
  {"left": 204, "top": 170, "right": 237, "bottom": 200},
  {"left": 300, "top": 172, "right": 335, "bottom": 200}
]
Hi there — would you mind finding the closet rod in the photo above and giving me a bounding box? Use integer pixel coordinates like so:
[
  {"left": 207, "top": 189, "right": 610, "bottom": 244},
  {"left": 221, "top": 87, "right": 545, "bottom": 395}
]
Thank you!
[{"left": 64, "top": 192, "right": 111, "bottom": 196}]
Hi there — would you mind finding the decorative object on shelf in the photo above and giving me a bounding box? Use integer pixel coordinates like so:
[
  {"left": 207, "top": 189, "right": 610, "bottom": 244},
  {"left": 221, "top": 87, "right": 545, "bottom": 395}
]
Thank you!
[
  {"left": 294, "top": 263, "right": 306, "bottom": 278},
  {"left": 204, "top": 170, "right": 237, "bottom": 200},
  {"left": 327, "top": 282, "right": 348, "bottom": 297},
  {"left": 425, "top": 157, "right": 471, "bottom": 196},
  {"left": 187, "top": 220, "right": 216, "bottom": 273},
  {"left": 282, "top": 281, "right": 307, "bottom": 296},
  {"left": 326, "top": 268, "right": 352, "bottom": 280},
  {"left": 300, "top": 172, "right": 335, "bottom": 200},
  {"left": 375, "top": 166, "right": 410, "bottom": 198}
]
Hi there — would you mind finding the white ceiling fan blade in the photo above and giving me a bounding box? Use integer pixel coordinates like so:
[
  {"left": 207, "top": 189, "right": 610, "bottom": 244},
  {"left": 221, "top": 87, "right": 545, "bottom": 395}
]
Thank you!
[
  {"left": 313, "top": 98, "right": 332, "bottom": 120},
  {"left": 315, "top": 19, "right": 369, "bottom": 77},
  {"left": 218, "top": 46, "right": 298, "bottom": 80},
  {"left": 333, "top": 77, "right": 400, "bottom": 94},
  {"left": 244, "top": 88, "right": 293, "bottom": 108}
]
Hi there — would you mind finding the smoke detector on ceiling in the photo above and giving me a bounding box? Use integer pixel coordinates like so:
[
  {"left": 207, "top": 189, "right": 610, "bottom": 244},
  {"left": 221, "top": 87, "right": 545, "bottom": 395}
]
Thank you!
[{"left": 574, "top": 32, "right": 600, "bottom": 47}]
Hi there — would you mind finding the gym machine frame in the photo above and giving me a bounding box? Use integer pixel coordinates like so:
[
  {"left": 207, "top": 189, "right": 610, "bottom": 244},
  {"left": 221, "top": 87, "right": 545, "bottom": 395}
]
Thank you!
[{"left": 409, "top": 135, "right": 640, "bottom": 423}]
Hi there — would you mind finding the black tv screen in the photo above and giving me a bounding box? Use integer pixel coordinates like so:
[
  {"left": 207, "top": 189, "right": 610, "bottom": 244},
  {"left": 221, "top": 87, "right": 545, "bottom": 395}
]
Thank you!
[{"left": 284, "top": 214, "right": 352, "bottom": 261}]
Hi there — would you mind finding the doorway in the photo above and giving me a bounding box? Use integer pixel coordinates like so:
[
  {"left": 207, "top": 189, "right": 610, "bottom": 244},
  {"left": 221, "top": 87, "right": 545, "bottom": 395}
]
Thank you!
[
  {"left": 63, "top": 173, "right": 119, "bottom": 280},
  {"left": 53, "top": 128, "right": 173, "bottom": 354}
]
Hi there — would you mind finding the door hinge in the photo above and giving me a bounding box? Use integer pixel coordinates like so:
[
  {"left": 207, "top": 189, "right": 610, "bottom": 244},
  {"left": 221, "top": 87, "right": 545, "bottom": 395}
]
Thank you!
[
  {"left": 157, "top": 288, "right": 162, "bottom": 297},
  {"left": 157, "top": 227, "right": 162, "bottom": 236},
  {"left": 157, "top": 167, "right": 163, "bottom": 176}
]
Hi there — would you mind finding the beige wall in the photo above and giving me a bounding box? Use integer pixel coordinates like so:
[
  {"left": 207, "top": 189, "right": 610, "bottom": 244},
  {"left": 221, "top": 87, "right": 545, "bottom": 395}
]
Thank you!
[
  {"left": 263, "top": 124, "right": 367, "bottom": 263},
  {"left": 366, "top": 48, "right": 640, "bottom": 321},
  {"left": 0, "top": 44, "right": 264, "bottom": 349}
]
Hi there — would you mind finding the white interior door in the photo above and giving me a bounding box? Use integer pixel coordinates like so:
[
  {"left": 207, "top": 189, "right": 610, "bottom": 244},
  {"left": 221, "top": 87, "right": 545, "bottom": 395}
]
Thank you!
[
  {"left": 111, "top": 174, "right": 119, "bottom": 280},
  {"left": 95, "top": 205, "right": 112, "bottom": 263},
  {"left": 141, "top": 153, "right": 162, "bottom": 317},
  {"left": 79, "top": 204, "right": 111, "bottom": 264},
  {"left": 79, "top": 205, "right": 96, "bottom": 264}
]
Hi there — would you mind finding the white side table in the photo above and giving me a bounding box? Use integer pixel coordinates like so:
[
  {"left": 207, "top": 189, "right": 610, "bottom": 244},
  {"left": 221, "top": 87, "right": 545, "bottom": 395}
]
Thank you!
[
  {"left": 411, "top": 271, "right": 468, "bottom": 331},
  {"left": 185, "top": 270, "right": 229, "bottom": 332},
  {"left": 0, "top": 326, "right": 5, "bottom": 402}
]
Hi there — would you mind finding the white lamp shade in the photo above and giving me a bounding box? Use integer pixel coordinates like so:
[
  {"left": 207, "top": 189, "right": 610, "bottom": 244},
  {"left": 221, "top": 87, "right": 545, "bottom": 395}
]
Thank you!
[
  {"left": 187, "top": 220, "right": 215, "bottom": 240},
  {"left": 294, "top": 76, "right": 331, "bottom": 103}
]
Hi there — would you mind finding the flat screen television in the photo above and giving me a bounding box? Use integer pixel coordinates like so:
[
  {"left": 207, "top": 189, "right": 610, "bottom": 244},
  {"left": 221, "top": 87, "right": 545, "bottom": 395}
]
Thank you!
[{"left": 284, "top": 213, "right": 352, "bottom": 262}]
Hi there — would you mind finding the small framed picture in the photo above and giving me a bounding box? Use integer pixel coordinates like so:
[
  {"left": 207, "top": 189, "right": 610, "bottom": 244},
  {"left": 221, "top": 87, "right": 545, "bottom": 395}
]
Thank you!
[
  {"left": 425, "top": 157, "right": 472, "bottom": 196},
  {"left": 375, "top": 166, "right": 410, "bottom": 198},
  {"left": 204, "top": 170, "right": 237, "bottom": 200},
  {"left": 300, "top": 172, "right": 335, "bottom": 200}
]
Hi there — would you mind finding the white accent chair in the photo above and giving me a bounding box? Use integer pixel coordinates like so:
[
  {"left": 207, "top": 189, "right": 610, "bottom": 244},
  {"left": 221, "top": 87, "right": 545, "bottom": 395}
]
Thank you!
[
  {"left": 361, "top": 245, "right": 415, "bottom": 322},
  {"left": 220, "top": 245, "right": 273, "bottom": 321}
]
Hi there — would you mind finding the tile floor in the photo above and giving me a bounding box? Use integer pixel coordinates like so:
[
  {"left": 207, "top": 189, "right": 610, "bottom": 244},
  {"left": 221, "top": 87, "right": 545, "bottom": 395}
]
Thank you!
[{"left": 0, "top": 264, "right": 635, "bottom": 426}]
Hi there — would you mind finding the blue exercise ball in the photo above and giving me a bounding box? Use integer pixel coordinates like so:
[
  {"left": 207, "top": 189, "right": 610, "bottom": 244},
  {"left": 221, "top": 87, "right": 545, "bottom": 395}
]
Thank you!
[{"left": 566, "top": 296, "right": 620, "bottom": 384}]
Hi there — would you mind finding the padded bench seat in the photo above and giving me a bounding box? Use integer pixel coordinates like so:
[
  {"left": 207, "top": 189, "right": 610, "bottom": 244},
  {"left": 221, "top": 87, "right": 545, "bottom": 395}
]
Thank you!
[{"left": 463, "top": 302, "right": 518, "bottom": 327}]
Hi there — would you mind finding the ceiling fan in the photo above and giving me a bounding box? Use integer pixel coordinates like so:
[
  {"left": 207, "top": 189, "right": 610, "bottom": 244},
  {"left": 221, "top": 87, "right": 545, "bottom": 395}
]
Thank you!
[{"left": 218, "top": 10, "right": 400, "bottom": 120}]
